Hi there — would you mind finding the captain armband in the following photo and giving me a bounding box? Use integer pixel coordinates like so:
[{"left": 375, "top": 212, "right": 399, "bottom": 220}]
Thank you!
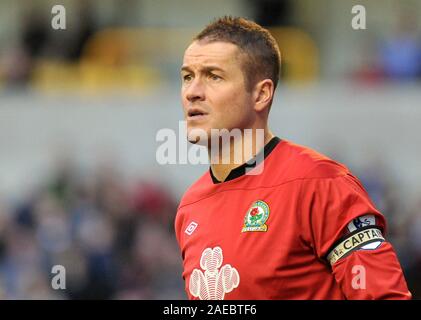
[{"left": 326, "top": 226, "right": 385, "bottom": 266}]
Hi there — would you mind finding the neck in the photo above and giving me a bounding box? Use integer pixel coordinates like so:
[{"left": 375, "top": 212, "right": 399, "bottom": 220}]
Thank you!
[{"left": 209, "top": 128, "right": 274, "bottom": 182}]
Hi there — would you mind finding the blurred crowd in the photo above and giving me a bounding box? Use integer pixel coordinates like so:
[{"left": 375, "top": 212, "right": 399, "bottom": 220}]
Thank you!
[
  {"left": 352, "top": 10, "right": 421, "bottom": 83},
  {"left": 353, "top": 162, "right": 421, "bottom": 298},
  {"left": 2, "top": 1, "right": 421, "bottom": 91},
  {"left": 0, "top": 155, "right": 420, "bottom": 299},
  {"left": 0, "top": 2, "right": 96, "bottom": 89},
  {"left": 0, "top": 158, "right": 185, "bottom": 299}
]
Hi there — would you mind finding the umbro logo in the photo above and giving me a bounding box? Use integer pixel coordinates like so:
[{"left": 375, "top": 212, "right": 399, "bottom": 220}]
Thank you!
[{"left": 185, "top": 221, "right": 198, "bottom": 235}]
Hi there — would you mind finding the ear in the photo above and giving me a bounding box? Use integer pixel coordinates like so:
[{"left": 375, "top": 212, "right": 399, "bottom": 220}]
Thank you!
[{"left": 253, "top": 79, "right": 274, "bottom": 112}]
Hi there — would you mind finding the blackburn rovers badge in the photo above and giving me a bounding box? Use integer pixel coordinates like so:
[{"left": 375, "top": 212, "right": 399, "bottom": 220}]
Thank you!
[{"left": 241, "top": 200, "right": 270, "bottom": 232}]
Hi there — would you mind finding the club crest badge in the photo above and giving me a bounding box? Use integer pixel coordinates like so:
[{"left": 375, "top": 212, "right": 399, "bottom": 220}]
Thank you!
[{"left": 241, "top": 200, "right": 270, "bottom": 232}]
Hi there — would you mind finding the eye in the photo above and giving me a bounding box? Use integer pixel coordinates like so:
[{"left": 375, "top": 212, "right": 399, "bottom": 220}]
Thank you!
[
  {"left": 182, "top": 74, "right": 193, "bottom": 82},
  {"left": 209, "top": 73, "right": 222, "bottom": 81}
]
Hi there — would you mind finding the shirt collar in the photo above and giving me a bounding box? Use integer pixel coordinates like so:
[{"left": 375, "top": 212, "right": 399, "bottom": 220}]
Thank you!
[{"left": 210, "top": 136, "right": 281, "bottom": 184}]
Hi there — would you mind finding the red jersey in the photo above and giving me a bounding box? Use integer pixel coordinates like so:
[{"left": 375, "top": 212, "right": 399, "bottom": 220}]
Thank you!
[{"left": 175, "top": 137, "right": 411, "bottom": 299}]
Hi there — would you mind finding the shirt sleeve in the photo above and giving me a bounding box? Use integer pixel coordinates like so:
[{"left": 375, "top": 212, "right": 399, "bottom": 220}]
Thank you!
[
  {"left": 299, "top": 171, "right": 412, "bottom": 299},
  {"left": 332, "top": 242, "right": 412, "bottom": 299}
]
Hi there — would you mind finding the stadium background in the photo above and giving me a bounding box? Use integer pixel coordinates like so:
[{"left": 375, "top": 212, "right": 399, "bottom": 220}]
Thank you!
[{"left": 0, "top": 0, "right": 420, "bottom": 299}]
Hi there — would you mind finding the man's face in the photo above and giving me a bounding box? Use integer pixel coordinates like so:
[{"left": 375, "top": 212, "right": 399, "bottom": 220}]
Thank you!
[{"left": 181, "top": 41, "right": 255, "bottom": 144}]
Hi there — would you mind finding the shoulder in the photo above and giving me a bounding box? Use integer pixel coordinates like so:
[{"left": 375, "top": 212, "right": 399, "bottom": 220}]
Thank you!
[
  {"left": 281, "top": 141, "right": 376, "bottom": 213},
  {"left": 177, "top": 170, "right": 213, "bottom": 210},
  {"left": 175, "top": 171, "right": 211, "bottom": 244},
  {"left": 274, "top": 139, "right": 350, "bottom": 181}
]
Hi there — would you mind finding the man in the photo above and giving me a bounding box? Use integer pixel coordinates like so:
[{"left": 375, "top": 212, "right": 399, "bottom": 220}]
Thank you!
[{"left": 175, "top": 16, "right": 411, "bottom": 299}]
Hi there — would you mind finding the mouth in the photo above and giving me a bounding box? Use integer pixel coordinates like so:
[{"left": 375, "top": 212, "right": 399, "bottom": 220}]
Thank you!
[{"left": 187, "top": 108, "right": 209, "bottom": 121}]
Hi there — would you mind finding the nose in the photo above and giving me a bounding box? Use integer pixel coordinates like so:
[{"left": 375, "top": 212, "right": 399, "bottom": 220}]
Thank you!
[{"left": 184, "top": 78, "right": 205, "bottom": 103}]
